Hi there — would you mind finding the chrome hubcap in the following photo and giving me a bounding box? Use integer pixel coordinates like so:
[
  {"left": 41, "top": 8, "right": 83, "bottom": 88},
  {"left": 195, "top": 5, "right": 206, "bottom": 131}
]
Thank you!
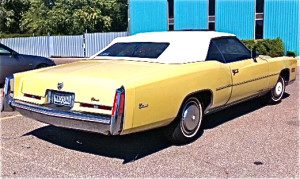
[
  {"left": 180, "top": 100, "right": 202, "bottom": 137},
  {"left": 275, "top": 82, "right": 283, "bottom": 96},
  {"left": 271, "top": 78, "right": 285, "bottom": 102}
]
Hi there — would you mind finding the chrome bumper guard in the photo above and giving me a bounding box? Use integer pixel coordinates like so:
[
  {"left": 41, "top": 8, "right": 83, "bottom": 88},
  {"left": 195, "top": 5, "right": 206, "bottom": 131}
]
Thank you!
[{"left": 2, "top": 76, "right": 124, "bottom": 135}]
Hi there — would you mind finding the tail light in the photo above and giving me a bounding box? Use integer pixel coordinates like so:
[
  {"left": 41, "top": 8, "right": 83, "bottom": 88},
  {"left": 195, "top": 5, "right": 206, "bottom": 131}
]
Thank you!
[
  {"left": 111, "top": 93, "right": 118, "bottom": 116},
  {"left": 24, "top": 93, "right": 42, "bottom": 100},
  {"left": 80, "top": 103, "right": 112, "bottom": 110},
  {"left": 110, "top": 86, "right": 125, "bottom": 135},
  {"left": 112, "top": 86, "right": 125, "bottom": 117}
]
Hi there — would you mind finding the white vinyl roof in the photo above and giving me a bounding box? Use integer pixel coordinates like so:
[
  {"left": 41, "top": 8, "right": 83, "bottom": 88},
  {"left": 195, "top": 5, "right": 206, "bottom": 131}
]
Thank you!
[{"left": 92, "top": 31, "right": 235, "bottom": 64}]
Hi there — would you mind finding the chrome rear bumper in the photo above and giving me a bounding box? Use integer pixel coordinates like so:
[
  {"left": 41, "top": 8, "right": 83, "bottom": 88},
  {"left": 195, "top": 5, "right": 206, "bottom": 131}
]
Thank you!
[{"left": 13, "top": 100, "right": 113, "bottom": 134}]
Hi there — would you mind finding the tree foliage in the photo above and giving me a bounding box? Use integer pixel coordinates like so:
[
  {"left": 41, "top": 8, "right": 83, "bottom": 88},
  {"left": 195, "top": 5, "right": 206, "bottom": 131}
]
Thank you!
[
  {"left": 0, "top": 0, "right": 128, "bottom": 36},
  {"left": 0, "top": 0, "right": 30, "bottom": 34}
]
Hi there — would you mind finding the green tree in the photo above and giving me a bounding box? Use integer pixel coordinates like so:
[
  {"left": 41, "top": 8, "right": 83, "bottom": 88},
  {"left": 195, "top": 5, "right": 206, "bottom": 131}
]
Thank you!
[
  {"left": 20, "top": 0, "right": 128, "bottom": 35},
  {"left": 0, "top": 0, "right": 30, "bottom": 34},
  {"left": 109, "top": 0, "right": 128, "bottom": 32}
]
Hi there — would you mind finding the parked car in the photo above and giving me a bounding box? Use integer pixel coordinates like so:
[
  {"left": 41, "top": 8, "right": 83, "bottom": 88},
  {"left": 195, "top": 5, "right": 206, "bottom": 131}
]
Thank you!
[
  {"left": 2, "top": 31, "right": 297, "bottom": 144},
  {"left": 0, "top": 43, "right": 55, "bottom": 85}
]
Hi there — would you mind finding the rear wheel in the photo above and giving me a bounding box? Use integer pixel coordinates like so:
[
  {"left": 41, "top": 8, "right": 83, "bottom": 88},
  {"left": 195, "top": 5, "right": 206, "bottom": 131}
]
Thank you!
[{"left": 164, "top": 97, "right": 203, "bottom": 144}]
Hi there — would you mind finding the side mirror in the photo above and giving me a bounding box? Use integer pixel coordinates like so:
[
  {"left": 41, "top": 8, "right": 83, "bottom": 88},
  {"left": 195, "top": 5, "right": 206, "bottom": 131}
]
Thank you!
[
  {"left": 251, "top": 50, "right": 259, "bottom": 62},
  {"left": 286, "top": 51, "right": 296, "bottom": 58}
]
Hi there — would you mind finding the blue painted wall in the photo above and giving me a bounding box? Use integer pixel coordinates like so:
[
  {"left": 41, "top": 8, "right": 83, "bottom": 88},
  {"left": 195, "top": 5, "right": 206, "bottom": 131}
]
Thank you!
[
  {"left": 174, "top": 0, "right": 208, "bottom": 30},
  {"left": 129, "top": 0, "right": 168, "bottom": 35},
  {"left": 215, "top": 0, "right": 255, "bottom": 39},
  {"left": 128, "top": 0, "right": 299, "bottom": 54},
  {"left": 264, "top": 0, "right": 299, "bottom": 54}
]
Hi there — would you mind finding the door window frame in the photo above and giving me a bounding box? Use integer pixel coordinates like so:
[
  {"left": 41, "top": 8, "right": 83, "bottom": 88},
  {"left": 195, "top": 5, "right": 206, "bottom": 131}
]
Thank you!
[
  {"left": 206, "top": 36, "right": 252, "bottom": 63},
  {"left": 205, "top": 40, "right": 226, "bottom": 63}
]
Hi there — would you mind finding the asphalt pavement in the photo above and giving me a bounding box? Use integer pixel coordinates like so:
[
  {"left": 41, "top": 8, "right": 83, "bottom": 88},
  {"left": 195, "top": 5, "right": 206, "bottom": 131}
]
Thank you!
[{"left": 0, "top": 67, "right": 299, "bottom": 177}]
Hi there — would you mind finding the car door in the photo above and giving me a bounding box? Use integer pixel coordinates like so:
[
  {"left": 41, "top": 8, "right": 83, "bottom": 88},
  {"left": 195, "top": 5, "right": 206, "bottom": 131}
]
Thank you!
[{"left": 212, "top": 37, "right": 269, "bottom": 103}]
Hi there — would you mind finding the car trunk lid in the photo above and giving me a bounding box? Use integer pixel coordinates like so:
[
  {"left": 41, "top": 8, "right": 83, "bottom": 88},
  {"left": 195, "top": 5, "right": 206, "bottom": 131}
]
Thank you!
[{"left": 19, "top": 60, "right": 173, "bottom": 107}]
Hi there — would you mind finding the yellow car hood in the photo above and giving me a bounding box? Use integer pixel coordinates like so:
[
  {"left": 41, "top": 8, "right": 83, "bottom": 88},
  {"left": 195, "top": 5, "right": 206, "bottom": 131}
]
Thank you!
[{"left": 17, "top": 60, "right": 177, "bottom": 105}]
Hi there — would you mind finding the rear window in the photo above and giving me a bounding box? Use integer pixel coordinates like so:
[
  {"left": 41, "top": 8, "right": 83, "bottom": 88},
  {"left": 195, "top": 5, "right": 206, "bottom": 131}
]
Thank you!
[{"left": 98, "top": 42, "right": 169, "bottom": 59}]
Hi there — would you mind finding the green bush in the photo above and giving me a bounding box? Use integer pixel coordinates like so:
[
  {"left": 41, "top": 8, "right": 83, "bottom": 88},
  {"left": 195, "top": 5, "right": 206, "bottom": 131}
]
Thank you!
[
  {"left": 286, "top": 51, "right": 297, "bottom": 57},
  {"left": 241, "top": 38, "right": 285, "bottom": 57}
]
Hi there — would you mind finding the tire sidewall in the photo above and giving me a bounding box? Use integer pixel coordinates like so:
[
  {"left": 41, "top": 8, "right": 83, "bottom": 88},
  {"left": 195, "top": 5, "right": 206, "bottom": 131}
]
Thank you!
[
  {"left": 271, "top": 76, "right": 285, "bottom": 102},
  {"left": 179, "top": 97, "right": 203, "bottom": 138},
  {"left": 164, "top": 97, "right": 204, "bottom": 144}
]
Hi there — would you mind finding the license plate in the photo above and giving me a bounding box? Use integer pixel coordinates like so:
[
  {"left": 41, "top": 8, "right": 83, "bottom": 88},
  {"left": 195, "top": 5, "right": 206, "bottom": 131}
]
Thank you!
[{"left": 49, "top": 91, "right": 74, "bottom": 107}]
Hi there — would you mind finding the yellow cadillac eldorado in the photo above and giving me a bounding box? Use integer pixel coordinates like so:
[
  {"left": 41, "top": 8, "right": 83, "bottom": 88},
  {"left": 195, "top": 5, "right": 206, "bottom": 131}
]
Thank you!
[{"left": 2, "top": 31, "right": 297, "bottom": 144}]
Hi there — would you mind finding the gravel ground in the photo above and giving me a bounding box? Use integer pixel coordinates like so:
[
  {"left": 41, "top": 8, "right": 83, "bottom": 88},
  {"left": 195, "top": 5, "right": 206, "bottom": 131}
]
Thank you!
[{"left": 0, "top": 66, "right": 299, "bottom": 177}]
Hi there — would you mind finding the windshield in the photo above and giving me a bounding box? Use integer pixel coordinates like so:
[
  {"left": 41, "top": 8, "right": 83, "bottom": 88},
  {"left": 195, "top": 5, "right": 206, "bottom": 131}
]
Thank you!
[{"left": 98, "top": 42, "right": 169, "bottom": 59}]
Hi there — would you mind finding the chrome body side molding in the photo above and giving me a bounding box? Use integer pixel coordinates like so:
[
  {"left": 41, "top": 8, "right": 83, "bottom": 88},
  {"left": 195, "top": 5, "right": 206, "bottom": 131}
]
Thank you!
[{"left": 204, "top": 90, "right": 269, "bottom": 115}]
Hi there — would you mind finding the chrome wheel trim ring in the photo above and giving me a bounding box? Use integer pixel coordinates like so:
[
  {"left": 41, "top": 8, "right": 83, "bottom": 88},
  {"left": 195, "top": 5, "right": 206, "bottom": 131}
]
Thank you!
[
  {"left": 271, "top": 77, "right": 285, "bottom": 102},
  {"left": 180, "top": 98, "right": 202, "bottom": 138}
]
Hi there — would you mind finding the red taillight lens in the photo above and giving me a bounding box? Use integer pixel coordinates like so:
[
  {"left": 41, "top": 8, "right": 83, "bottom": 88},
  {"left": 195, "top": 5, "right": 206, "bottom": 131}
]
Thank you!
[
  {"left": 111, "top": 87, "right": 125, "bottom": 117},
  {"left": 118, "top": 93, "right": 125, "bottom": 115},
  {"left": 80, "top": 103, "right": 112, "bottom": 110},
  {"left": 24, "top": 93, "right": 41, "bottom": 100},
  {"left": 111, "top": 92, "right": 118, "bottom": 116}
]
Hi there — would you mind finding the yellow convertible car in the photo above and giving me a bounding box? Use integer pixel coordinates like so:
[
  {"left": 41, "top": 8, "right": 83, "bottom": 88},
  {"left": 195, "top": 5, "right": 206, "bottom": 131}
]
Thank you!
[{"left": 2, "top": 31, "right": 297, "bottom": 144}]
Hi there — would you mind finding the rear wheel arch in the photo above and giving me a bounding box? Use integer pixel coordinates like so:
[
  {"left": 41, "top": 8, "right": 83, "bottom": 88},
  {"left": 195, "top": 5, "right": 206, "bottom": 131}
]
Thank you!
[{"left": 178, "top": 89, "right": 213, "bottom": 117}]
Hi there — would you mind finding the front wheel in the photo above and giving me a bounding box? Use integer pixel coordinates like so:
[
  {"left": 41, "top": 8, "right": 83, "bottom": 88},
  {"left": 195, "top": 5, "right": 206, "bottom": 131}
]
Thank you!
[
  {"left": 264, "top": 76, "right": 285, "bottom": 104},
  {"left": 164, "top": 97, "right": 203, "bottom": 144}
]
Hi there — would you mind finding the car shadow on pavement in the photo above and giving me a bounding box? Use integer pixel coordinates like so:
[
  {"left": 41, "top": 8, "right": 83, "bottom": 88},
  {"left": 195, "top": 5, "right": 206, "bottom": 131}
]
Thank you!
[
  {"left": 24, "top": 93, "right": 290, "bottom": 164},
  {"left": 25, "top": 126, "right": 170, "bottom": 164},
  {"left": 202, "top": 93, "right": 290, "bottom": 129}
]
